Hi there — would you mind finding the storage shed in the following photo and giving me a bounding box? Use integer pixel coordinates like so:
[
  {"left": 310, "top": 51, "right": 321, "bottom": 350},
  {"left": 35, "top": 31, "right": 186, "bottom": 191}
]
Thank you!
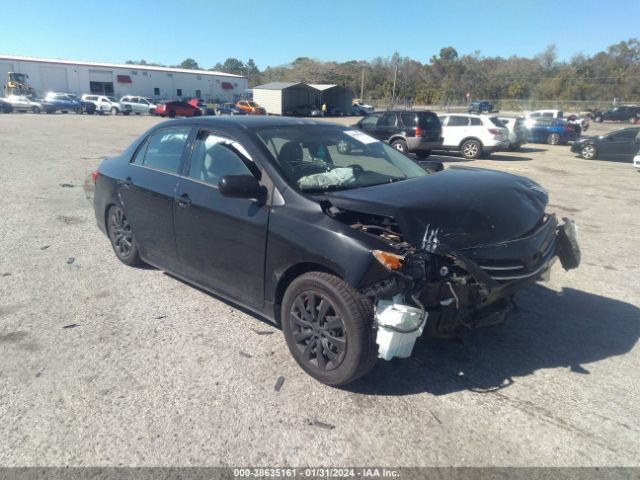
[
  {"left": 252, "top": 82, "right": 318, "bottom": 115},
  {"left": 308, "top": 84, "right": 354, "bottom": 113}
]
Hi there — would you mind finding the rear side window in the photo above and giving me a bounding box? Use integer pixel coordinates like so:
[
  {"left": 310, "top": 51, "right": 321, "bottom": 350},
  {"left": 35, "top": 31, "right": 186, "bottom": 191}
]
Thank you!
[
  {"left": 401, "top": 113, "right": 417, "bottom": 127},
  {"left": 488, "top": 117, "right": 504, "bottom": 127},
  {"left": 470, "top": 117, "right": 482, "bottom": 126},
  {"left": 447, "top": 116, "right": 469, "bottom": 126},
  {"left": 416, "top": 112, "right": 439, "bottom": 127},
  {"left": 139, "top": 127, "right": 192, "bottom": 173}
]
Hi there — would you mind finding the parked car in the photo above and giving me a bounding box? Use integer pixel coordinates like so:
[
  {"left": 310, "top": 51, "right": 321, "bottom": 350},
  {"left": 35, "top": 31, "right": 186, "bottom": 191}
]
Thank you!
[
  {"left": 120, "top": 96, "right": 157, "bottom": 115},
  {"left": 355, "top": 110, "right": 443, "bottom": 158},
  {"left": 571, "top": 127, "right": 640, "bottom": 161},
  {"left": 498, "top": 117, "right": 528, "bottom": 150},
  {"left": 236, "top": 100, "right": 266, "bottom": 115},
  {"left": 524, "top": 110, "right": 589, "bottom": 131},
  {"left": 527, "top": 118, "right": 581, "bottom": 145},
  {"left": 468, "top": 101, "right": 496, "bottom": 114},
  {"left": 436, "top": 114, "right": 509, "bottom": 159},
  {"left": 188, "top": 98, "right": 215, "bottom": 116},
  {"left": 215, "top": 102, "right": 243, "bottom": 115},
  {"left": 351, "top": 102, "right": 374, "bottom": 115},
  {"left": 68, "top": 94, "right": 97, "bottom": 114},
  {"left": 4, "top": 95, "right": 55, "bottom": 113},
  {"left": 92, "top": 116, "right": 580, "bottom": 385},
  {"left": 594, "top": 105, "right": 640, "bottom": 123},
  {"left": 0, "top": 99, "right": 13, "bottom": 113},
  {"left": 284, "top": 105, "right": 313, "bottom": 117},
  {"left": 81, "top": 95, "right": 131, "bottom": 115},
  {"left": 44, "top": 92, "right": 84, "bottom": 114},
  {"left": 154, "top": 100, "right": 202, "bottom": 118},
  {"left": 634, "top": 150, "right": 640, "bottom": 171}
]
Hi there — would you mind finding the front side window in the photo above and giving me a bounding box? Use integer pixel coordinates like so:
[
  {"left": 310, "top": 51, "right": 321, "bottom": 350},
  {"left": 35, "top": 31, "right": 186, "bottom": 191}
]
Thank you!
[
  {"left": 188, "top": 131, "right": 253, "bottom": 185},
  {"left": 139, "top": 127, "right": 192, "bottom": 173},
  {"left": 254, "top": 125, "right": 427, "bottom": 193},
  {"left": 360, "top": 113, "right": 381, "bottom": 129}
]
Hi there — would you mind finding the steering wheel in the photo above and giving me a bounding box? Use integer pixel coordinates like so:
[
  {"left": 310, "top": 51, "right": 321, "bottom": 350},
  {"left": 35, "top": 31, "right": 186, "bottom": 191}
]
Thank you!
[{"left": 347, "top": 164, "right": 365, "bottom": 178}]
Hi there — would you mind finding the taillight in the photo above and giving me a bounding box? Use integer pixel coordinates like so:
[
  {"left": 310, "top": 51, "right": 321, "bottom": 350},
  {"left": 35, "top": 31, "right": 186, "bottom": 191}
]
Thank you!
[
  {"left": 92, "top": 170, "right": 98, "bottom": 184},
  {"left": 564, "top": 124, "right": 574, "bottom": 132},
  {"left": 415, "top": 127, "right": 424, "bottom": 137},
  {"left": 488, "top": 128, "right": 502, "bottom": 135}
]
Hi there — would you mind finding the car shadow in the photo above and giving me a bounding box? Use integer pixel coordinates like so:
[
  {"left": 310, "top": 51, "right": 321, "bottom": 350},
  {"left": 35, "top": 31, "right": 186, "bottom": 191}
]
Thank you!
[{"left": 344, "top": 285, "right": 640, "bottom": 396}]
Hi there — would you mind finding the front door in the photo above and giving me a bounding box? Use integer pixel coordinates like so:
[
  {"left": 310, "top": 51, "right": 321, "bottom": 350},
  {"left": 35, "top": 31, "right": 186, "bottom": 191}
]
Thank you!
[
  {"left": 119, "top": 125, "right": 193, "bottom": 270},
  {"left": 603, "top": 129, "right": 640, "bottom": 159},
  {"left": 173, "top": 128, "right": 269, "bottom": 306}
]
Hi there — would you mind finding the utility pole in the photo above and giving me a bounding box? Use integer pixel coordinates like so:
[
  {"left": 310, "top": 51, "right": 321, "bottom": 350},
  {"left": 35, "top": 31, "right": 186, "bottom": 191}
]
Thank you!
[
  {"left": 391, "top": 63, "right": 398, "bottom": 108},
  {"left": 360, "top": 69, "right": 364, "bottom": 101}
]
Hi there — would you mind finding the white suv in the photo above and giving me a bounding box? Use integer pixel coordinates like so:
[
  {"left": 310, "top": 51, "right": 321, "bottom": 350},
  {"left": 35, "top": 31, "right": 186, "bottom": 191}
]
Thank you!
[
  {"left": 119, "top": 96, "right": 157, "bottom": 115},
  {"left": 81, "top": 94, "right": 131, "bottom": 115},
  {"left": 437, "top": 114, "right": 510, "bottom": 159}
]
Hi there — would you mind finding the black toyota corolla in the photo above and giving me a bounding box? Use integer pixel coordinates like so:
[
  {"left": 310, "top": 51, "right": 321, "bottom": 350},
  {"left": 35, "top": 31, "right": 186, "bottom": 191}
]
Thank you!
[{"left": 93, "top": 116, "right": 580, "bottom": 385}]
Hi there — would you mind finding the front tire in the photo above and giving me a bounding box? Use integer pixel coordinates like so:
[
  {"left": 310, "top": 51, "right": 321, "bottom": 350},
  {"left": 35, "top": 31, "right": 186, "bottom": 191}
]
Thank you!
[
  {"left": 107, "top": 205, "right": 143, "bottom": 267},
  {"left": 281, "top": 272, "right": 377, "bottom": 386},
  {"left": 111, "top": 107, "right": 118, "bottom": 115},
  {"left": 461, "top": 139, "right": 482, "bottom": 159},
  {"left": 32, "top": 106, "right": 40, "bottom": 114},
  {"left": 580, "top": 144, "right": 597, "bottom": 160},
  {"left": 595, "top": 115, "right": 603, "bottom": 123}
]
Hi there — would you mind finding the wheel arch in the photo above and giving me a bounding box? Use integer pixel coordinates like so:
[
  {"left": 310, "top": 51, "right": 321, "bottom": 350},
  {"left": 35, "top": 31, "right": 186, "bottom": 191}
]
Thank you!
[
  {"left": 273, "top": 262, "right": 343, "bottom": 324},
  {"left": 458, "top": 136, "right": 484, "bottom": 149}
]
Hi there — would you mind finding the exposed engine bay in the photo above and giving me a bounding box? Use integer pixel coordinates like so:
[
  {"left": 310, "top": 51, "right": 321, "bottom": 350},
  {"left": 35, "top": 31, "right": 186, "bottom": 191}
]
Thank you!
[{"left": 325, "top": 204, "right": 581, "bottom": 342}]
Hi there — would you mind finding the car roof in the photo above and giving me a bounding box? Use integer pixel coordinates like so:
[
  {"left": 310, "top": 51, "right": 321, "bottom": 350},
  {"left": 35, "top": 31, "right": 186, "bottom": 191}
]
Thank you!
[{"left": 153, "top": 116, "right": 345, "bottom": 132}]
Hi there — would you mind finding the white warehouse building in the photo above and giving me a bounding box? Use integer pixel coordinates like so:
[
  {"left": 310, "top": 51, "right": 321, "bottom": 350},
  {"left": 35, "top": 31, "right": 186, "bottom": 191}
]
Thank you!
[{"left": 0, "top": 54, "right": 248, "bottom": 102}]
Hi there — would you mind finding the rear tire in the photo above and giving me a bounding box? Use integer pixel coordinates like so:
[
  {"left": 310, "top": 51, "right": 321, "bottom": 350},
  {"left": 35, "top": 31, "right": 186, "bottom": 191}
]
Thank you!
[
  {"left": 106, "top": 205, "right": 143, "bottom": 267},
  {"left": 168, "top": 110, "right": 176, "bottom": 118},
  {"left": 461, "top": 139, "right": 482, "bottom": 159},
  {"left": 281, "top": 272, "right": 377, "bottom": 386},
  {"left": 391, "top": 139, "right": 408, "bottom": 154},
  {"left": 547, "top": 133, "right": 561, "bottom": 145},
  {"left": 595, "top": 115, "right": 603, "bottom": 123}
]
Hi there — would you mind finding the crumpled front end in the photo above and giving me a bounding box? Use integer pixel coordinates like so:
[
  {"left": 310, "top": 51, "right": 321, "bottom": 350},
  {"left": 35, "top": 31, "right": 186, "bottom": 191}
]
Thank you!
[{"left": 327, "top": 204, "right": 580, "bottom": 344}]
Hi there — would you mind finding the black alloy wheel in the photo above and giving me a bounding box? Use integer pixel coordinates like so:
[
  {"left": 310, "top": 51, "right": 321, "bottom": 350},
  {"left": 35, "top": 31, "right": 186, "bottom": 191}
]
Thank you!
[
  {"left": 282, "top": 272, "right": 377, "bottom": 385},
  {"left": 107, "top": 206, "right": 142, "bottom": 266}
]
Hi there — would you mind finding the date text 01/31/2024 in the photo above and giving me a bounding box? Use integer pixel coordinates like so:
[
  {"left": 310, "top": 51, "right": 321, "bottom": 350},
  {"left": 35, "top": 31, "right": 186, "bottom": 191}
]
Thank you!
[{"left": 233, "top": 468, "right": 400, "bottom": 478}]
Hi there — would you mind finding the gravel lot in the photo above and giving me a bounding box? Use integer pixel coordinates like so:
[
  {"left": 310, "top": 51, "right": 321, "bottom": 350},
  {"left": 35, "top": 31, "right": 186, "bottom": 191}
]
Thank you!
[{"left": 0, "top": 113, "right": 638, "bottom": 467}]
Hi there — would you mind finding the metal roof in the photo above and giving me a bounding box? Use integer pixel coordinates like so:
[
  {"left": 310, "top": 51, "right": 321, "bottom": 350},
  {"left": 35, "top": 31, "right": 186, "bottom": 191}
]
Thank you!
[
  {"left": 308, "top": 84, "right": 340, "bottom": 91},
  {"left": 0, "top": 54, "right": 245, "bottom": 79},
  {"left": 252, "top": 82, "right": 307, "bottom": 90}
]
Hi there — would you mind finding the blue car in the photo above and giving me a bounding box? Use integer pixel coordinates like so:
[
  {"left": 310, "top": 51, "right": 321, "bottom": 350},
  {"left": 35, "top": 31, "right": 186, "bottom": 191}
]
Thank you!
[
  {"left": 527, "top": 118, "right": 581, "bottom": 145},
  {"left": 44, "top": 92, "right": 84, "bottom": 114}
]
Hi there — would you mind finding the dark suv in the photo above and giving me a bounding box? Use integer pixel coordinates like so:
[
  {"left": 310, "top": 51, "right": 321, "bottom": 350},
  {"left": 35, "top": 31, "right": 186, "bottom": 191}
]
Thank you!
[
  {"left": 355, "top": 110, "right": 443, "bottom": 158},
  {"left": 468, "top": 101, "right": 496, "bottom": 114},
  {"left": 595, "top": 106, "right": 640, "bottom": 124}
]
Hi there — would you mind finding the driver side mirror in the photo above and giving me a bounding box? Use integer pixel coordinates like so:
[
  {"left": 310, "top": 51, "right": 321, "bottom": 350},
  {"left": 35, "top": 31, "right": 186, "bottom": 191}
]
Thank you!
[
  {"left": 421, "top": 161, "right": 444, "bottom": 173},
  {"left": 219, "top": 175, "right": 264, "bottom": 201}
]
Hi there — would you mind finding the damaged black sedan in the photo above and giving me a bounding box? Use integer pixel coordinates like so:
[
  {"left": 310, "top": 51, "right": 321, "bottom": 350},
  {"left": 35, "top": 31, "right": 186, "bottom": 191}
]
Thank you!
[{"left": 93, "top": 116, "right": 580, "bottom": 385}]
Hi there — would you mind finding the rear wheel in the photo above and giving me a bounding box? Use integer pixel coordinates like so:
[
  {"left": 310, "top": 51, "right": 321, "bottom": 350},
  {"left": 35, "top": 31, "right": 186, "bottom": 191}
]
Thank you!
[
  {"left": 168, "top": 110, "right": 176, "bottom": 118},
  {"left": 580, "top": 144, "right": 597, "bottom": 160},
  {"left": 281, "top": 272, "right": 377, "bottom": 386},
  {"left": 461, "top": 139, "right": 482, "bottom": 159},
  {"left": 629, "top": 117, "right": 638, "bottom": 124},
  {"left": 75, "top": 107, "right": 83, "bottom": 114},
  {"left": 391, "top": 139, "right": 408, "bottom": 154},
  {"left": 106, "top": 205, "right": 143, "bottom": 267},
  {"left": 595, "top": 115, "right": 603, "bottom": 123},
  {"left": 547, "top": 133, "right": 561, "bottom": 145}
]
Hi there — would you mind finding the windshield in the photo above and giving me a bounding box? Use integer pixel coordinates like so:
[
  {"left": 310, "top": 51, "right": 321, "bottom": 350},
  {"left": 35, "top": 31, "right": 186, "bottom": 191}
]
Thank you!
[
  {"left": 254, "top": 125, "right": 427, "bottom": 193},
  {"left": 248, "top": 102, "right": 258, "bottom": 107}
]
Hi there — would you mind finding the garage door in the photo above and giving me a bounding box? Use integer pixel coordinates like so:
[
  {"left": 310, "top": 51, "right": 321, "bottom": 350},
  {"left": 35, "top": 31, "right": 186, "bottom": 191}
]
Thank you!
[{"left": 39, "top": 65, "right": 69, "bottom": 92}]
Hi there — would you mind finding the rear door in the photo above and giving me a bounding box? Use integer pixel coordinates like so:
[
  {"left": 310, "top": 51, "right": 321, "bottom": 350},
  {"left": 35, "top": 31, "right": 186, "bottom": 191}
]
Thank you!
[
  {"left": 442, "top": 115, "right": 470, "bottom": 147},
  {"left": 120, "top": 125, "right": 194, "bottom": 270},
  {"left": 373, "top": 112, "right": 398, "bottom": 142},
  {"left": 172, "top": 128, "right": 269, "bottom": 306}
]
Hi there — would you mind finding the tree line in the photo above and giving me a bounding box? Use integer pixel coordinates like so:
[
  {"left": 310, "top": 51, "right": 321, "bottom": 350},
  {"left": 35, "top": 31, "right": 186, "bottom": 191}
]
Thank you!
[{"left": 126, "top": 38, "right": 640, "bottom": 104}]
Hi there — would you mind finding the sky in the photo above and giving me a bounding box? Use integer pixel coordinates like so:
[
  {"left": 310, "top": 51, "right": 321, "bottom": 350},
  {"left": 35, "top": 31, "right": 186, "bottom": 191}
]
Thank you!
[{"left": 2, "top": 0, "right": 639, "bottom": 70}]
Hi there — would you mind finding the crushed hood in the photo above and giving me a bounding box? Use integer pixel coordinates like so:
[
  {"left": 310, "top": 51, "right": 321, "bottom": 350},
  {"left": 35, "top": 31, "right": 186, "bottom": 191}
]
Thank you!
[{"left": 324, "top": 167, "right": 548, "bottom": 251}]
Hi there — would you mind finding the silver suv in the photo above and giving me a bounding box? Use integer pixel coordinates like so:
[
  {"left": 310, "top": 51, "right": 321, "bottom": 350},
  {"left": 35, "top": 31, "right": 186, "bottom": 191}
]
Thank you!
[
  {"left": 81, "top": 94, "right": 131, "bottom": 115},
  {"left": 119, "top": 96, "right": 157, "bottom": 115}
]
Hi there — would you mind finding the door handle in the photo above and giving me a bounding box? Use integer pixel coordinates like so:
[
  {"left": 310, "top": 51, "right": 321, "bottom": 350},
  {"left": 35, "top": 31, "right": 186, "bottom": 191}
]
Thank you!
[
  {"left": 175, "top": 193, "right": 192, "bottom": 207},
  {"left": 118, "top": 177, "right": 132, "bottom": 188}
]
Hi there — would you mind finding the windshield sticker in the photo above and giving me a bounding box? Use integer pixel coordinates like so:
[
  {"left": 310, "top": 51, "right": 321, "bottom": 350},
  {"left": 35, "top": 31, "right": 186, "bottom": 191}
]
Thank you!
[{"left": 343, "top": 130, "right": 379, "bottom": 144}]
